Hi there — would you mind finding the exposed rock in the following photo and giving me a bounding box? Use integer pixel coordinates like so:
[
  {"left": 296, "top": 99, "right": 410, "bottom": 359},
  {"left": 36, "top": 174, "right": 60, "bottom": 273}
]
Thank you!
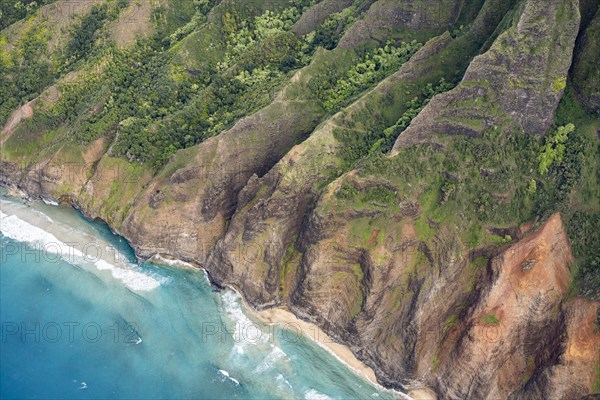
[
  {"left": 291, "top": 0, "right": 355, "bottom": 36},
  {"left": 339, "top": 0, "right": 464, "bottom": 48},
  {"left": 393, "top": 0, "right": 581, "bottom": 149},
  {"left": 119, "top": 98, "right": 322, "bottom": 262},
  {"left": 432, "top": 214, "right": 574, "bottom": 399},
  {"left": 0, "top": 99, "right": 35, "bottom": 145},
  {"left": 572, "top": 6, "right": 600, "bottom": 113},
  {"left": 205, "top": 31, "right": 460, "bottom": 306},
  {"left": 111, "top": 0, "right": 153, "bottom": 49}
]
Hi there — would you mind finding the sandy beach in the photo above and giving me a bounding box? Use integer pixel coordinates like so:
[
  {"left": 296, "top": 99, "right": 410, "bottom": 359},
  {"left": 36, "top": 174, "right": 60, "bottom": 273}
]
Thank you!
[
  {"left": 407, "top": 388, "right": 437, "bottom": 400},
  {"left": 254, "top": 306, "right": 380, "bottom": 384},
  {"left": 232, "top": 288, "right": 427, "bottom": 400},
  {"left": 146, "top": 257, "right": 379, "bottom": 385},
  {"left": 241, "top": 297, "right": 438, "bottom": 400},
  {"left": 152, "top": 263, "right": 437, "bottom": 400}
]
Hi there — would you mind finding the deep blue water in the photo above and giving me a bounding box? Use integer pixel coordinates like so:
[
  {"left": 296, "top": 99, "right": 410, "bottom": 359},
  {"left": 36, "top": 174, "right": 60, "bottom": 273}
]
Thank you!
[{"left": 0, "top": 194, "right": 399, "bottom": 400}]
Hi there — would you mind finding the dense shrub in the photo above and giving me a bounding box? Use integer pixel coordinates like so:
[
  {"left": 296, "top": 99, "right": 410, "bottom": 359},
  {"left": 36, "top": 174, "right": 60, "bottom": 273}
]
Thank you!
[
  {"left": 0, "top": 21, "right": 52, "bottom": 125},
  {"left": 309, "top": 41, "right": 423, "bottom": 111},
  {"left": 0, "top": 0, "right": 52, "bottom": 30}
]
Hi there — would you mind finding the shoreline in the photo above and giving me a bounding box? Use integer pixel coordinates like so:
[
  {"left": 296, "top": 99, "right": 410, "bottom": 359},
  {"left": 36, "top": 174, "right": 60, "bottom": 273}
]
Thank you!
[
  {"left": 1, "top": 189, "right": 435, "bottom": 399},
  {"left": 225, "top": 284, "right": 418, "bottom": 400},
  {"left": 255, "top": 307, "right": 381, "bottom": 386}
]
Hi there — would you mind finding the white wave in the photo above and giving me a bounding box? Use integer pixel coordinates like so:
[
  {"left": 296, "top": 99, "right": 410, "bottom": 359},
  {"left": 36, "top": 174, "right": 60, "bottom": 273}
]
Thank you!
[
  {"left": 201, "top": 268, "right": 210, "bottom": 284},
  {"left": 0, "top": 211, "right": 159, "bottom": 291},
  {"left": 0, "top": 211, "right": 85, "bottom": 262},
  {"left": 152, "top": 254, "right": 195, "bottom": 269},
  {"left": 255, "top": 345, "right": 289, "bottom": 373},
  {"left": 218, "top": 369, "right": 240, "bottom": 385},
  {"left": 111, "top": 266, "right": 160, "bottom": 291},
  {"left": 221, "top": 290, "right": 270, "bottom": 360},
  {"left": 304, "top": 389, "right": 334, "bottom": 400},
  {"left": 275, "top": 374, "right": 293, "bottom": 390},
  {"left": 41, "top": 197, "right": 59, "bottom": 206},
  {"left": 221, "top": 291, "right": 265, "bottom": 340},
  {"left": 233, "top": 342, "right": 245, "bottom": 355},
  {"left": 104, "top": 245, "right": 131, "bottom": 264}
]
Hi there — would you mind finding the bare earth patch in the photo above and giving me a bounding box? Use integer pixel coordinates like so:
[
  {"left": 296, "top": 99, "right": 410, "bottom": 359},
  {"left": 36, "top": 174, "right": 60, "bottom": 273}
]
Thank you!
[
  {"left": 1, "top": 100, "right": 35, "bottom": 146},
  {"left": 111, "top": 0, "right": 153, "bottom": 49}
]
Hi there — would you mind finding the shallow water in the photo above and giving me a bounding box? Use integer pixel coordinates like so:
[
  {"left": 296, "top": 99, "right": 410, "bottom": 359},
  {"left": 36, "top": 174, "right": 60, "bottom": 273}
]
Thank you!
[{"left": 0, "top": 194, "right": 400, "bottom": 399}]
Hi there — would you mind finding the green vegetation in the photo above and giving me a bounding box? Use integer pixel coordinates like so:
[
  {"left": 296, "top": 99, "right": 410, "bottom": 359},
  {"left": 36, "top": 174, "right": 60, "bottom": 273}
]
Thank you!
[
  {"left": 568, "top": 210, "right": 600, "bottom": 298},
  {"left": 337, "top": 81, "right": 597, "bottom": 301},
  {"left": 544, "top": 87, "right": 599, "bottom": 299},
  {"left": 334, "top": 78, "right": 455, "bottom": 168},
  {"left": 64, "top": 1, "right": 129, "bottom": 67},
  {"left": 0, "top": 0, "right": 597, "bottom": 303},
  {"left": 444, "top": 314, "right": 459, "bottom": 331},
  {"left": 2, "top": 0, "right": 331, "bottom": 169},
  {"left": 432, "top": 355, "right": 440, "bottom": 371},
  {"left": 0, "top": 0, "right": 52, "bottom": 30},
  {"left": 336, "top": 183, "right": 396, "bottom": 207},
  {"left": 0, "top": 16, "right": 52, "bottom": 125},
  {"left": 480, "top": 314, "right": 500, "bottom": 325},
  {"left": 553, "top": 76, "right": 567, "bottom": 92},
  {"left": 375, "top": 79, "right": 455, "bottom": 154},
  {"left": 538, "top": 123, "right": 574, "bottom": 175},
  {"left": 310, "top": 5, "right": 356, "bottom": 50},
  {"left": 0, "top": 0, "right": 446, "bottom": 172},
  {"left": 309, "top": 41, "right": 423, "bottom": 111},
  {"left": 594, "top": 358, "right": 600, "bottom": 393}
]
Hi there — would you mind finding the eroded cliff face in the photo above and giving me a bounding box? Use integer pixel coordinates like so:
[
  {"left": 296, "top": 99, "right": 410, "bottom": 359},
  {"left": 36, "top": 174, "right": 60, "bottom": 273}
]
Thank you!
[
  {"left": 393, "top": 0, "right": 580, "bottom": 148},
  {"left": 206, "top": 31, "right": 461, "bottom": 307},
  {"left": 431, "top": 214, "right": 596, "bottom": 399},
  {"left": 295, "top": 211, "right": 599, "bottom": 398},
  {"left": 572, "top": 6, "right": 600, "bottom": 114},
  {"left": 205, "top": 0, "right": 517, "bottom": 309},
  {"left": 1, "top": 0, "right": 598, "bottom": 398}
]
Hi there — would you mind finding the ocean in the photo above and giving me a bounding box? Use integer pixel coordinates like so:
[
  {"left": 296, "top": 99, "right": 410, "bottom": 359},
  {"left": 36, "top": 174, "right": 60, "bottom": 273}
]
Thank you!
[{"left": 0, "top": 192, "right": 399, "bottom": 399}]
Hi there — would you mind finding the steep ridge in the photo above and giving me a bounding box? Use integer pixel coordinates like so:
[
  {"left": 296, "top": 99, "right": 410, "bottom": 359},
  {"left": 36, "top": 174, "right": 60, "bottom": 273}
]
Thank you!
[
  {"left": 1, "top": 0, "right": 466, "bottom": 261},
  {"left": 205, "top": 0, "right": 517, "bottom": 308},
  {"left": 572, "top": 6, "right": 600, "bottom": 114},
  {"left": 338, "top": 0, "right": 464, "bottom": 47},
  {"left": 279, "top": 0, "right": 598, "bottom": 397},
  {"left": 204, "top": 33, "right": 460, "bottom": 307},
  {"left": 393, "top": 0, "right": 580, "bottom": 148}
]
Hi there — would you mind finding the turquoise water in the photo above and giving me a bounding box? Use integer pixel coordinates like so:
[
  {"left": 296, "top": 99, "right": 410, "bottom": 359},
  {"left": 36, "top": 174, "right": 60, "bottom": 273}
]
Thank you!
[{"left": 0, "top": 194, "right": 399, "bottom": 400}]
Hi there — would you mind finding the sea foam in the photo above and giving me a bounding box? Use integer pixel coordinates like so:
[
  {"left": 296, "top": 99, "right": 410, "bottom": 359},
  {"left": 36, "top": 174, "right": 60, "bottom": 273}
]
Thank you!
[
  {"left": 305, "top": 389, "right": 334, "bottom": 400},
  {"left": 218, "top": 369, "right": 240, "bottom": 385},
  {"left": 0, "top": 210, "right": 159, "bottom": 291}
]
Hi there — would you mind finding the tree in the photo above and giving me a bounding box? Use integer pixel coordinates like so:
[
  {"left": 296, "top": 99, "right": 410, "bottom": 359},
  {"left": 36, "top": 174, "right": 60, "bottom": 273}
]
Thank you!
[{"left": 538, "top": 123, "right": 575, "bottom": 175}]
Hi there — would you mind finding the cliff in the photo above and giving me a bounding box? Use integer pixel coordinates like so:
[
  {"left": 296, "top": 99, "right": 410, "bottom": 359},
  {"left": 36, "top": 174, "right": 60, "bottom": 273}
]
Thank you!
[{"left": 1, "top": 0, "right": 598, "bottom": 398}]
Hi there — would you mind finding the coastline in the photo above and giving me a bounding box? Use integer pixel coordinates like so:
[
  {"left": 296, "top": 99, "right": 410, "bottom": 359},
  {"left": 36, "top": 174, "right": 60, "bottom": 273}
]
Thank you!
[
  {"left": 226, "top": 284, "right": 419, "bottom": 400},
  {"left": 228, "top": 283, "right": 438, "bottom": 400},
  {"left": 253, "top": 306, "right": 435, "bottom": 400},
  {"left": 254, "top": 306, "right": 381, "bottom": 385},
  {"left": 1, "top": 189, "right": 435, "bottom": 399}
]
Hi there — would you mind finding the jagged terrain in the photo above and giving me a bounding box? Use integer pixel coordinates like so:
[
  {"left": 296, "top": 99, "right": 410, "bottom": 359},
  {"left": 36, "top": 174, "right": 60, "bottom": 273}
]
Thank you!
[{"left": 1, "top": 0, "right": 599, "bottom": 398}]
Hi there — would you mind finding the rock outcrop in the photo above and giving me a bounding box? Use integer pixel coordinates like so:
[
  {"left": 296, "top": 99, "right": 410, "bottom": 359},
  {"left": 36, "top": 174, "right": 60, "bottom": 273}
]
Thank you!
[
  {"left": 572, "top": 6, "right": 600, "bottom": 113},
  {"left": 393, "top": 0, "right": 580, "bottom": 149}
]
